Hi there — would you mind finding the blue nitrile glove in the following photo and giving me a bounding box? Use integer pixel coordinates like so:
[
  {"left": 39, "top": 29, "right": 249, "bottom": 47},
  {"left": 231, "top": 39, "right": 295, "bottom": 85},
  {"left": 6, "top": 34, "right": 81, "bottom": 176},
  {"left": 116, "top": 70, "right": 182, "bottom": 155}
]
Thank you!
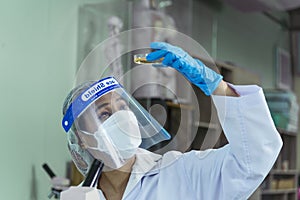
[{"left": 146, "top": 42, "right": 223, "bottom": 96}]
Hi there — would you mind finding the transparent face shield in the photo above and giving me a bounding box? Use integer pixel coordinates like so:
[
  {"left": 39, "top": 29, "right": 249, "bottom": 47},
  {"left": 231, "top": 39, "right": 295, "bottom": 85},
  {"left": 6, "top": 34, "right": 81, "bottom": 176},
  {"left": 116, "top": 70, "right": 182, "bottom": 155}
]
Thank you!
[
  {"left": 62, "top": 77, "right": 171, "bottom": 170},
  {"left": 66, "top": 130, "right": 95, "bottom": 176}
]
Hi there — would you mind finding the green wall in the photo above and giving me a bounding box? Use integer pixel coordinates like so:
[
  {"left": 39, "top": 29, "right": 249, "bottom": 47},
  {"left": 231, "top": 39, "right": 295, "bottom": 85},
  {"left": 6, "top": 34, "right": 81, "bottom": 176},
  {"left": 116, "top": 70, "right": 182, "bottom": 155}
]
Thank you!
[
  {"left": 0, "top": 0, "right": 291, "bottom": 199},
  {"left": 0, "top": 0, "right": 111, "bottom": 199},
  {"left": 192, "top": 1, "right": 289, "bottom": 88}
]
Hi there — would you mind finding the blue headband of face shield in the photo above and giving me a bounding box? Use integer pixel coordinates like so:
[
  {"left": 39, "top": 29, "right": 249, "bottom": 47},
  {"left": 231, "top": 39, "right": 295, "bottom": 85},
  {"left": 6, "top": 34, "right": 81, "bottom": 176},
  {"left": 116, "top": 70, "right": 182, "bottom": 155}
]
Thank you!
[
  {"left": 62, "top": 77, "right": 171, "bottom": 150},
  {"left": 62, "top": 77, "right": 122, "bottom": 132}
]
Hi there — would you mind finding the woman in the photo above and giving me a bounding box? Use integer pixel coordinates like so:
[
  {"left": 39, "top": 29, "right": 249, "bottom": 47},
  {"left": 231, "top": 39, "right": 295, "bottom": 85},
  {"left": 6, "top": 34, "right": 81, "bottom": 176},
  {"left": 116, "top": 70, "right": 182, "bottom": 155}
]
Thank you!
[{"left": 61, "top": 42, "right": 282, "bottom": 200}]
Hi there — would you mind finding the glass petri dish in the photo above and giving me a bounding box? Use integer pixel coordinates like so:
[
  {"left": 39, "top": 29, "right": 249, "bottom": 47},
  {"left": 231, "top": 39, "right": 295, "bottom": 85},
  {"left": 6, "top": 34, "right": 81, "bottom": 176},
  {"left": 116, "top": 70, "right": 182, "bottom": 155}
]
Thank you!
[{"left": 133, "top": 53, "right": 164, "bottom": 65}]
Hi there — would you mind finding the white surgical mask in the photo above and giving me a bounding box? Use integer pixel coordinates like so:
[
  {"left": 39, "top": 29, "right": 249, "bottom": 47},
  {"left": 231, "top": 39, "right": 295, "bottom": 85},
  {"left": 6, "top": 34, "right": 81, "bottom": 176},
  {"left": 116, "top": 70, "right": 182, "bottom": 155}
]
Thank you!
[{"left": 78, "top": 110, "right": 142, "bottom": 170}]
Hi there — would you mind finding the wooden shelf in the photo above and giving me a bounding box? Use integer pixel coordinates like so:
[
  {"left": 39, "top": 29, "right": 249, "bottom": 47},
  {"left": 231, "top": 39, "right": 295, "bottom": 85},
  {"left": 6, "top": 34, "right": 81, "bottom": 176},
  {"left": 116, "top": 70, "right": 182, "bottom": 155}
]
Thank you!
[
  {"left": 193, "top": 121, "right": 220, "bottom": 129},
  {"left": 166, "top": 101, "right": 194, "bottom": 110},
  {"left": 262, "top": 188, "right": 297, "bottom": 195},
  {"left": 270, "top": 169, "right": 298, "bottom": 175},
  {"left": 277, "top": 128, "right": 298, "bottom": 137}
]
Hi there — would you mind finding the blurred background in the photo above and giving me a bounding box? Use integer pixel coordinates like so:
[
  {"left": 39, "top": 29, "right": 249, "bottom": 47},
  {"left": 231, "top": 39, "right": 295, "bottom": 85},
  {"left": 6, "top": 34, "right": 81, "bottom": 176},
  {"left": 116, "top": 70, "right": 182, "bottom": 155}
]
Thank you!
[{"left": 1, "top": 0, "right": 300, "bottom": 199}]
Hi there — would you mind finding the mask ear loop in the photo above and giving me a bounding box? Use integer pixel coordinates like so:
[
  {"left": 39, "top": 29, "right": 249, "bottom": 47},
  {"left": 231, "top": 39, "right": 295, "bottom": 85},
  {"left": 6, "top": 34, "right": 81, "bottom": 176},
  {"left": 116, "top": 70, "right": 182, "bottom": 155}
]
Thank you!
[
  {"left": 73, "top": 130, "right": 89, "bottom": 150},
  {"left": 76, "top": 129, "right": 101, "bottom": 150}
]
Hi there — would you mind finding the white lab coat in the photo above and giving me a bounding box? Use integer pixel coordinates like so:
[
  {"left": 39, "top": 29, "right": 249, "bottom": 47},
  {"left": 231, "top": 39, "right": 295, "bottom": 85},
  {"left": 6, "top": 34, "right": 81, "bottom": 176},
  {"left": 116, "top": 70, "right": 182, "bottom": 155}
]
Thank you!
[{"left": 97, "top": 85, "right": 283, "bottom": 200}]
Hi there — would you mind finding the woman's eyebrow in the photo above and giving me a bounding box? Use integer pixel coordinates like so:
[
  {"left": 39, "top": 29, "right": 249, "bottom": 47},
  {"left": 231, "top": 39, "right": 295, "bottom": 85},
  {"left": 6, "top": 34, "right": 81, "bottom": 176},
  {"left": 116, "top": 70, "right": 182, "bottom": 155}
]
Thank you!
[{"left": 96, "top": 102, "right": 109, "bottom": 111}]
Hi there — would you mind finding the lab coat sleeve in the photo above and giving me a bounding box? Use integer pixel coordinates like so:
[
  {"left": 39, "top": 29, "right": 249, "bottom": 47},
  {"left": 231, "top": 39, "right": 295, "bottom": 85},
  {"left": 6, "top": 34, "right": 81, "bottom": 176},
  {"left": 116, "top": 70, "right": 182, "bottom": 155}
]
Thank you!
[{"left": 183, "top": 84, "right": 283, "bottom": 199}]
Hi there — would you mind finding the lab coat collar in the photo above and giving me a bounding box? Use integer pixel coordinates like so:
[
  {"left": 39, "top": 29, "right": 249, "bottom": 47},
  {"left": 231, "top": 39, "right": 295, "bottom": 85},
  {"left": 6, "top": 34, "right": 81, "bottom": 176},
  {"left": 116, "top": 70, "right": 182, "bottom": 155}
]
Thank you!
[
  {"left": 122, "top": 148, "right": 162, "bottom": 198},
  {"left": 132, "top": 148, "right": 162, "bottom": 174}
]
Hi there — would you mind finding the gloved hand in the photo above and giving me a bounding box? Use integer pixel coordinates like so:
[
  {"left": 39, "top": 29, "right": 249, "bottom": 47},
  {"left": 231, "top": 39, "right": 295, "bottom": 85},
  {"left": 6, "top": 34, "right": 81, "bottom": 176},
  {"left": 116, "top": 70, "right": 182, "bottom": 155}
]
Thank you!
[{"left": 146, "top": 42, "right": 223, "bottom": 96}]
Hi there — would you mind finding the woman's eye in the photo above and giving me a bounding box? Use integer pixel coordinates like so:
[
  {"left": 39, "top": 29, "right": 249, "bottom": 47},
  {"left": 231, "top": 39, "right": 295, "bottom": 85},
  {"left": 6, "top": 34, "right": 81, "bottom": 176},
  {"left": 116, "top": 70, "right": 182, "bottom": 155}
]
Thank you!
[{"left": 98, "top": 112, "right": 111, "bottom": 122}]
